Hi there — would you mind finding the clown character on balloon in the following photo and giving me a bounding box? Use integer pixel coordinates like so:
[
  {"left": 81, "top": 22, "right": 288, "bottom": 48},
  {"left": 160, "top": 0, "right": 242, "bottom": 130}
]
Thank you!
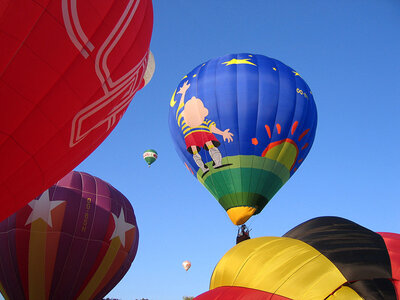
[{"left": 176, "top": 81, "right": 233, "bottom": 175}]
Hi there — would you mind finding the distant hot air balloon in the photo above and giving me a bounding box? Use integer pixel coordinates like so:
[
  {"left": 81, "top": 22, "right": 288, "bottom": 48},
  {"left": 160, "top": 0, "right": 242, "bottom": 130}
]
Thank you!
[
  {"left": 195, "top": 217, "right": 398, "bottom": 300},
  {"left": 0, "top": 0, "right": 154, "bottom": 221},
  {"left": 143, "top": 149, "right": 158, "bottom": 167},
  {"left": 0, "top": 171, "right": 139, "bottom": 300},
  {"left": 182, "top": 260, "right": 191, "bottom": 271},
  {"left": 169, "top": 53, "right": 317, "bottom": 225}
]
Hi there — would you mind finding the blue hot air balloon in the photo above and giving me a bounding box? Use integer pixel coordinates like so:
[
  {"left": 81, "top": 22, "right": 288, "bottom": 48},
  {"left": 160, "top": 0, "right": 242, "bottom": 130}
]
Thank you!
[{"left": 168, "top": 53, "right": 317, "bottom": 225}]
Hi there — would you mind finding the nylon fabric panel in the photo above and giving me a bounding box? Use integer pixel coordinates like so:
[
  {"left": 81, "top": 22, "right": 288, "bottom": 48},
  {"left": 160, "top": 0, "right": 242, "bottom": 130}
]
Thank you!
[
  {"left": 210, "top": 237, "right": 347, "bottom": 300},
  {"left": 283, "top": 216, "right": 392, "bottom": 281},
  {"left": 379, "top": 232, "right": 400, "bottom": 298},
  {"left": 0, "top": 0, "right": 153, "bottom": 221},
  {"left": 346, "top": 279, "right": 397, "bottom": 300},
  {"left": 326, "top": 286, "right": 363, "bottom": 299},
  {"left": 194, "top": 286, "right": 292, "bottom": 299}
]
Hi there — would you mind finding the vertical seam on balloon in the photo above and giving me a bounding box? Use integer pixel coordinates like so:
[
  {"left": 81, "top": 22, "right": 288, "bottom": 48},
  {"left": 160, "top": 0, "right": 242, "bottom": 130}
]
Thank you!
[
  {"left": 268, "top": 60, "right": 283, "bottom": 205},
  {"left": 234, "top": 54, "right": 243, "bottom": 210},
  {"left": 275, "top": 67, "right": 299, "bottom": 172},
  {"left": 223, "top": 53, "right": 239, "bottom": 209},
  {"left": 13, "top": 223, "right": 29, "bottom": 299},
  {"left": 296, "top": 98, "right": 317, "bottom": 173},
  {"left": 0, "top": 1, "right": 49, "bottom": 79},
  {"left": 52, "top": 173, "right": 75, "bottom": 297},
  {"left": 206, "top": 56, "right": 230, "bottom": 209},
  {"left": 85, "top": 175, "right": 109, "bottom": 299},
  {"left": 47, "top": 182, "right": 59, "bottom": 299},
  {"left": 253, "top": 58, "right": 281, "bottom": 213},
  {"left": 247, "top": 54, "right": 261, "bottom": 213},
  {"left": 66, "top": 171, "right": 87, "bottom": 299},
  {"left": 100, "top": 185, "right": 130, "bottom": 298},
  {"left": 0, "top": 224, "right": 31, "bottom": 299},
  {"left": 294, "top": 76, "right": 313, "bottom": 172},
  {"left": 197, "top": 60, "right": 219, "bottom": 200},
  {"left": 291, "top": 83, "right": 309, "bottom": 172},
  {"left": 272, "top": 252, "right": 327, "bottom": 298},
  {"left": 220, "top": 54, "right": 237, "bottom": 210},
  {"left": 53, "top": 171, "right": 83, "bottom": 297},
  {"left": 229, "top": 240, "right": 272, "bottom": 285},
  {"left": 70, "top": 172, "right": 100, "bottom": 299}
]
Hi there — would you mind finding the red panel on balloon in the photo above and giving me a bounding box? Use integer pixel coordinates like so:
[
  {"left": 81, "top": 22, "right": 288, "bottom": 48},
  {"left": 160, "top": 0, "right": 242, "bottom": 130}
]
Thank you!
[
  {"left": 194, "top": 286, "right": 292, "bottom": 300},
  {"left": 0, "top": 0, "right": 153, "bottom": 220},
  {"left": 379, "top": 232, "right": 400, "bottom": 297}
]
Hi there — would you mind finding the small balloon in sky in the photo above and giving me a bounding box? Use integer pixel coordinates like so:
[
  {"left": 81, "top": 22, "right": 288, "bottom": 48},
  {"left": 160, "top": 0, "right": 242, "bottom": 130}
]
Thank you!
[
  {"left": 182, "top": 260, "right": 191, "bottom": 271},
  {"left": 143, "top": 149, "right": 158, "bottom": 167}
]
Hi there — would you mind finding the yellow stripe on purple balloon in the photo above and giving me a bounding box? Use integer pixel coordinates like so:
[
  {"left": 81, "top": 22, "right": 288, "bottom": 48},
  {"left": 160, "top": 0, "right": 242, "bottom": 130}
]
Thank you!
[
  {"left": 28, "top": 219, "right": 48, "bottom": 300},
  {"left": 45, "top": 203, "right": 66, "bottom": 299},
  {"left": 93, "top": 230, "right": 136, "bottom": 297},
  {"left": 77, "top": 238, "right": 121, "bottom": 300}
]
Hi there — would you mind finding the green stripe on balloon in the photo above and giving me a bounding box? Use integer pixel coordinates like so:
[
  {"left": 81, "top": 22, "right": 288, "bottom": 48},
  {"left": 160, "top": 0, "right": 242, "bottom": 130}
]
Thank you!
[{"left": 197, "top": 155, "right": 289, "bottom": 212}]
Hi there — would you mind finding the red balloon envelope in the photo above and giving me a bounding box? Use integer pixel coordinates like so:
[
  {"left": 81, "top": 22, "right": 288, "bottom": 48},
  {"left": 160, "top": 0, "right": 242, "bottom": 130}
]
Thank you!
[
  {"left": 0, "top": 171, "right": 139, "bottom": 300},
  {"left": 0, "top": 0, "right": 153, "bottom": 220}
]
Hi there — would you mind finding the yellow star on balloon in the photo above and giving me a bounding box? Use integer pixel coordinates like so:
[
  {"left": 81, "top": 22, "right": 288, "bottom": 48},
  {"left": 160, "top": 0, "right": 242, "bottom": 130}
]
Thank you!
[
  {"left": 222, "top": 58, "right": 256, "bottom": 66},
  {"left": 292, "top": 71, "right": 301, "bottom": 76}
]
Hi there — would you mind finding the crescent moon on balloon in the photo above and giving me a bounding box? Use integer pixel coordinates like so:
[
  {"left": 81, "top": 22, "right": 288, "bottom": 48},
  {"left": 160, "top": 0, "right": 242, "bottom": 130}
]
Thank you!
[{"left": 170, "top": 89, "right": 177, "bottom": 107}]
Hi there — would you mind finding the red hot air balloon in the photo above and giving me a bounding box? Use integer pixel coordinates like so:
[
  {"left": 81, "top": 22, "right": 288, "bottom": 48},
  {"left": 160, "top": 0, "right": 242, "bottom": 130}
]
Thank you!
[
  {"left": 0, "top": 171, "right": 139, "bottom": 300},
  {"left": 0, "top": 0, "right": 154, "bottom": 221}
]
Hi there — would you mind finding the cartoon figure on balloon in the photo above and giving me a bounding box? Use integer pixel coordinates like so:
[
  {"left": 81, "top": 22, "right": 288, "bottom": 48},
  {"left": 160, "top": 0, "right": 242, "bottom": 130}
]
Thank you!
[{"left": 176, "top": 81, "right": 233, "bottom": 176}]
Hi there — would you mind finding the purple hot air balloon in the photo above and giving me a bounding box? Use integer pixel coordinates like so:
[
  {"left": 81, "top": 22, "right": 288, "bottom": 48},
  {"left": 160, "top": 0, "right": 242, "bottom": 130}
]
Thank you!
[{"left": 0, "top": 171, "right": 138, "bottom": 300}]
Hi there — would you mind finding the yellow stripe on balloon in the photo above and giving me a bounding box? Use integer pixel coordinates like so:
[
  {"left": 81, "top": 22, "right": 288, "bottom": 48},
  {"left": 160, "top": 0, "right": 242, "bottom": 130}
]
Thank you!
[
  {"left": 211, "top": 237, "right": 348, "bottom": 300},
  {"left": 28, "top": 219, "right": 48, "bottom": 300},
  {"left": 77, "top": 238, "right": 121, "bottom": 300},
  {"left": 0, "top": 280, "right": 10, "bottom": 300}
]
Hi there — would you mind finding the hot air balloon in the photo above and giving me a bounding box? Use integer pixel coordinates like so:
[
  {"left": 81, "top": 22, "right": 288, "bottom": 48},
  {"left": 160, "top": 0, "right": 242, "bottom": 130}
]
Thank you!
[
  {"left": 182, "top": 260, "right": 191, "bottom": 271},
  {"left": 195, "top": 217, "right": 399, "bottom": 299},
  {"left": 143, "top": 149, "right": 158, "bottom": 167},
  {"left": 0, "top": 0, "right": 154, "bottom": 221},
  {"left": 169, "top": 53, "right": 317, "bottom": 225},
  {"left": 0, "top": 171, "right": 139, "bottom": 300}
]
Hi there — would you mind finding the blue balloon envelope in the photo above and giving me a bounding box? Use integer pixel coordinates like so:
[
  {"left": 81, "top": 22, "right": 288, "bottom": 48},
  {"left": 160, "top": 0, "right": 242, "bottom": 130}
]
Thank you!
[{"left": 169, "top": 53, "right": 317, "bottom": 225}]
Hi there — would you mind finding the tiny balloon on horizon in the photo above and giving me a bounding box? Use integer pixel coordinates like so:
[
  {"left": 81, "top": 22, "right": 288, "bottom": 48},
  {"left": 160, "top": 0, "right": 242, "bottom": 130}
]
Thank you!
[{"left": 182, "top": 260, "right": 191, "bottom": 271}]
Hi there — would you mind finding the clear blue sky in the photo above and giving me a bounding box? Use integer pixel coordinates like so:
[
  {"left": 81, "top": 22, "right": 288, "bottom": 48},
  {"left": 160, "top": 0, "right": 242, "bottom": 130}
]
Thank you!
[{"left": 74, "top": 1, "right": 400, "bottom": 299}]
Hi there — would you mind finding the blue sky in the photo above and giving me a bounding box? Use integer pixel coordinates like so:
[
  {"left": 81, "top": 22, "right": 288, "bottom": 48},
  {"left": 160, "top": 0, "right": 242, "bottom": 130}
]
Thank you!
[{"left": 73, "top": 1, "right": 400, "bottom": 299}]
